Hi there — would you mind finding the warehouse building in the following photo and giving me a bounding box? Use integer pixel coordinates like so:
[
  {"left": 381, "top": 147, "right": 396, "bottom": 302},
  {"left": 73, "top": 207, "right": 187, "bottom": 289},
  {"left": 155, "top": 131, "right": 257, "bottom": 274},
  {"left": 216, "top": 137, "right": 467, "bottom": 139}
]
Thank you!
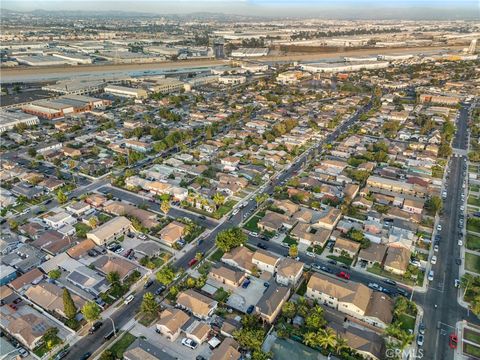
[
  {"left": 104, "top": 85, "right": 148, "bottom": 99},
  {"left": 300, "top": 61, "right": 389, "bottom": 73},
  {"left": 0, "top": 111, "right": 39, "bottom": 133}
]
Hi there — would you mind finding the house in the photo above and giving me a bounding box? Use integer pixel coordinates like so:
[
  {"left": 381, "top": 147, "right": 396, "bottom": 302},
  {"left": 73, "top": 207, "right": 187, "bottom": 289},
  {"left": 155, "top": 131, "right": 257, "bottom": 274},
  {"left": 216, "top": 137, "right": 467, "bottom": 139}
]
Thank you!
[
  {"left": 25, "top": 282, "right": 85, "bottom": 318},
  {"left": 66, "top": 201, "right": 91, "bottom": 216},
  {"left": 273, "top": 199, "right": 300, "bottom": 216},
  {"left": 9, "top": 268, "right": 44, "bottom": 292},
  {"left": 210, "top": 338, "right": 241, "bottom": 360},
  {"left": 306, "top": 273, "right": 393, "bottom": 328},
  {"left": 2, "top": 311, "right": 50, "bottom": 349},
  {"left": 358, "top": 243, "right": 388, "bottom": 267},
  {"left": 92, "top": 255, "right": 137, "bottom": 280},
  {"left": 255, "top": 284, "right": 290, "bottom": 323},
  {"left": 124, "top": 338, "right": 176, "bottom": 360},
  {"left": 66, "top": 265, "right": 109, "bottom": 297},
  {"left": 252, "top": 249, "right": 280, "bottom": 273},
  {"left": 85, "top": 194, "right": 107, "bottom": 208},
  {"left": 183, "top": 320, "right": 211, "bottom": 344},
  {"left": 208, "top": 265, "right": 246, "bottom": 287},
  {"left": 103, "top": 201, "right": 159, "bottom": 229},
  {"left": 276, "top": 258, "right": 304, "bottom": 286},
  {"left": 86, "top": 216, "right": 132, "bottom": 245},
  {"left": 66, "top": 239, "right": 97, "bottom": 259},
  {"left": 402, "top": 198, "right": 424, "bottom": 214},
  {"left": 31, "top": 230, "right": 76, "bottom": 255},
  {"left": 158, "top": 221, "right": 186, "bottom": 246},
  {"left": 0, "top": 265, "right": 17, "bottom": 286},
  {"left": 257, "top": 211, "right": 296, "bottom": 232},
  {"left": 176, "top": 289, "right": 218, "bottom": 320},
  {"left": 334, "top": 326, "right": 385, "bottom": 360},
  {"left": 315, "top": 207, "right": 342, "bottom": 230},
  {"left": 221, "top": 246, "right": 255, "bottom": 273},
  {"left": 333, "top": 238, "right": 361, "bottom": 258},
  {"left": 44, "top": 211, "right": 76, "bottom": 230},
  {"left": 384, "top": 246, "right": 411, "bottom": 275},
  {"left": 290, "top": 222, "right": 331, "bottom": 247},
  {"left": 156, "top": 308, "right": 190, "bottom": 341}
]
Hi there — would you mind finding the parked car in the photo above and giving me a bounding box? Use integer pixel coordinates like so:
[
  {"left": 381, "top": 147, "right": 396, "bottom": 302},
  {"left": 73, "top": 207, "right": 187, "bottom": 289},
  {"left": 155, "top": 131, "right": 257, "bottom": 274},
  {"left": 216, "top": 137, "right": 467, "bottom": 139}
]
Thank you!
[
  {"left": 89, "top": 321, "right": 103, "bottom": 334},
  {"left": 18, "top": 348, "right": 29, "bottom": 358},
  {"left": 455, "top": 258, "right": 462, "bottom": 265},
  {"left": 428, "top": 270, "right": 434, "bottom": 282},
  {"left": 417, "top": 334, "right": 424, "bottom": 347},
  {"left": 188, "top": 258, "right": 198, "bottom": 267},
  {"left": 454, "top": 279, "right": 461, "bottom": 288},
  {"left": 383, "top": 279, "right": 397, "bottom": 286},
  {"left": 249, "top": 232, "right": 259, "bottom": 237},
  {"left": 431, "top": 255, "right": 437, "bottom": 265},
  {"left": 155, "top": 285, "right": 166, "bottom": 295},
  {"left": 458, "top": 240, "right": 463, "bottom": 246},
  {"left": 437, "top": 224, "right": 442, "bottom": 231},
  {"left": 328, "top": 259, "right": 337, "bottom": 265},
  {"left": 54, "top": 350, "right": 70, "bottom": 360},
  {"left": 368, "top": 283, "right": 383, "bottom": 291},
  {"left": 181, "top": 338, "right": 198, "bottom": 350},
  {"left": 246, "top": 305, "right": 255, "bottom": 314},
  {"left": 144, "top": 279, "right": 153, "bottom": 288},
  {"left": 80, "top": 352, "right": 92, "bottom": 360},
  {"left": 257, "top": 242, "right": 267, "bottom": 250},
  {"left": 138, "top": 234, "right": 147, "bottom": 240},
  {"left": 434, "top": 244, "right": 439, "bottom": 252},
  {"left": 242, "top": 279, "right": 251, "bottom": 289},
  {"left": 263, "top": 282, "right": 270, "bottom": 287},
  {"left": 306, "top": 251, "right": 315, "bottom": 257},
  {"left": 419, "top": 323, "right": 425, "bottom": 335},
  {"left": 320, "top": 266, "right": 332, "bottom": 273},
  {"left": 449, "top": 334, "right": 458, "bottom": 349},
  {"left": 337, "top": 271, "right": 350, "bottom": 280},
  {"left": 124, "top": 295, "right": 134, "bottom": 305}
]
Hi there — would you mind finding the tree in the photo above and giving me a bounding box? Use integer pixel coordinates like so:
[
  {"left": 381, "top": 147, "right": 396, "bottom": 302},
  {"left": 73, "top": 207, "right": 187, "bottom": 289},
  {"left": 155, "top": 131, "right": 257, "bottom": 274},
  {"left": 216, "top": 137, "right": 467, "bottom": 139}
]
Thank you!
[
  {"left": 57, "top": 190, "right": 68, "bottom": 204},
  {"left": 425, "top": 196, "right": 442, "bottom": 214},
  {"left": 317, "top": 328, "right": 337, "bottom": 350},
  {"left": 63, "top": 288, "right": 78, "bottom": 320},
  {"left": 41, "top": 327, "right": 60, "bottom": 350},
  {"left": 303, "top": 332, "right": 319, "bottom": 348},
  {"left": 233, "top": 328, "right": 265, "bottom": 352},
  {"left": 305, "top": 306, "right": 326, "bottom": 331},
  {"left": 255, "top": 193, "right": 269, "bottom": 206},
  {"left": 335, "top": 336, "right": 349, "bottom": 354},
  {"left": 8, "top": 219, "right": 18, "bottom": 231},
  {"left": 281, "top": 301, "right": 296, "bottom": 319},
  {"left": 215, "top": 227, "right": 247, "bottom": 252},
  {"left": 213, "top": 193, "right": 225, "bottom": 208},
  {"left": 252, "top": 350, "right": 272, "bottom": 360},
  {"left": 88, "top": 217, "right": 98, "bottom": 229},
  {"left": 195, "top": 252, "right": 203, "bottom": 261},
  {"left": 160, "top": 200, "right": 170, "bottom": 215},
  {"left": 288, "top": 244, "right": 298, "bottom": 258},
  {"left": 156, "top": 265, "right": 176, "bottom": 285},
  {"left": 99, "top": 350, "right": 115, "bottom": 360},
  {"left": 140, "top": 292, "right": 159, "bottom": 315},
  {"left": 81, "top": 301, "right": 101, "bottom": 323},
  {"left": 106, "top": 271, "right": 120, "bottom": 286},
  {"left": 28, "top": 148, "right": 37, "bottom": 158},
  {"left": 48, "top": 268, "right": 61, "bottom": 279}
]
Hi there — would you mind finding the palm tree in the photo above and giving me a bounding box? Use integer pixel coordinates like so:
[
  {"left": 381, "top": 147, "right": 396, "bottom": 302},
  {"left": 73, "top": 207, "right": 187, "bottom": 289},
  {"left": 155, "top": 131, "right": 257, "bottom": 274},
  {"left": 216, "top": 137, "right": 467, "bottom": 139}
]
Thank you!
[
  {"left": 317, "top": 328, "right": 337, "bottom": 350},
  {"left": 335, "top": 336, "right": 349, "bottom": 354},
  {"left": 213, "top": 193, "right": 225, "bottom": 208},
  {"left": 303, "top": 332, "right": 318, "bottom": 348}
]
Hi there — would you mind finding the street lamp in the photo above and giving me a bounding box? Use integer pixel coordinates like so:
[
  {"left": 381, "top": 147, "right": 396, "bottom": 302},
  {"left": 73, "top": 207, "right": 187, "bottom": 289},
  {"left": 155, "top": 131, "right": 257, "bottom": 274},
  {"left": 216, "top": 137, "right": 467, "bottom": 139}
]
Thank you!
[{"left": 105, "top": 316, "right": 116, "bottom": 337}]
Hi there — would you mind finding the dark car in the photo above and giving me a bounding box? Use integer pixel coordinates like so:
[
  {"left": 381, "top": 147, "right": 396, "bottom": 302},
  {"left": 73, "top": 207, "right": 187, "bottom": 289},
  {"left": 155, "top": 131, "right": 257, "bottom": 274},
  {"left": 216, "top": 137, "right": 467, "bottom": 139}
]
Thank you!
[
  {"left": 80, "top": 352, "right": 92, "bottom": 360},
  {"left": 257, "top": 242, "right": 267, "bottom": 250},
  {"left": 242, "top": 279, "right": 251, "bottom": 289},
  {"left": 320, "top": 266, "right": 332, "bottom": 273},
  {"left": 397, "top": 288, "right": 410, "bottom": 298},
  {"left": 246, "top": 305, "right": 255, "bottom": 314},
  {"left": 54, "top": 350, "right": 70, "bottom": 360},
  {"left": 104, "top": 330, "right": 115, "bottom": 341},
  {"left": 155, "top": 285, "right": 166, "bottom": 296},
  {"left": 199, "top": 215, "right": 207, "bottom": 220},
  {"left": 144, "top": 279, "right": 154, "bottom": 288},
  {"left": 455, "top": 258, "right": 462, "bottom": 265},
  {"left": 383, "top": 279, "right": 397, "bottom": 286},
  {"left": 89, "top": 321, "right": 103, "bottom": 334},
  {"left": 328, "top": 259, "right": 337, "bottom": 265},
  {"left": 340, "top": 264, "right": 350, "bottom": 270}
]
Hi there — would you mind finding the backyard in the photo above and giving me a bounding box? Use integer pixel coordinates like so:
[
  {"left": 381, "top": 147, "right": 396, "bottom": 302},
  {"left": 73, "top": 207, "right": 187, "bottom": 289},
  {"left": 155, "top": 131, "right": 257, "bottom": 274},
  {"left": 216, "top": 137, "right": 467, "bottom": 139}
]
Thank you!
[{"left": 467, "top": 234, "right": 480, "bottom": 251}]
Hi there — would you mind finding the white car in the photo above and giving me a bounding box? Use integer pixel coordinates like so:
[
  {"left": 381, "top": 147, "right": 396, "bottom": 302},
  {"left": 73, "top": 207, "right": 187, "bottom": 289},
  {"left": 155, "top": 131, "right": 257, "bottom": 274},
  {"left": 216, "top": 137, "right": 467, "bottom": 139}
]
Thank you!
[
  {"left": 428, "top": 270, "right": 434, "bottom": 282},
  {"left": 434, "top": 244, "right": 439, "bottom": 252},
  {"left": 458, "top": 240, "right": 463, "bottom": 246},
  {"left": 249, "top": 232, "right": 258, "bottom": 237},
  {"left": 430, "top": 255, "right": 437, "bottom": 265},
  {"left": 437, "top": 224, "right": 442, "bottom": 231},
  {"left": 306, "top": 251, "right": 315, "bottom": 257},
  {"left": 181, "top": 338, "right": 198, "bottom": 350},
  {"left": 232, "top": 209, "right": 239, "bottom": 216},
  {"left": 460, "top": 205, "right": 465, "bottom": 211},
  {"left": 124, "top": 295, "right": 134, "bottom": 305}
]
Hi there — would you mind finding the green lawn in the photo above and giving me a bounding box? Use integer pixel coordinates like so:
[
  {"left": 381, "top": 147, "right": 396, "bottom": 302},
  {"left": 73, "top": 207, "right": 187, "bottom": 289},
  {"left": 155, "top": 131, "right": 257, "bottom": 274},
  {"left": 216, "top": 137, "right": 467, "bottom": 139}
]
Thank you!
[
  {"left": 108, "top": 332, "right": 137, "bottom": 359},
  {"left": 397, "top": 313, "right": 416, "bottom": 332},
  {"left": 465, "top": 253, "right": 480, "bottom": 274},
  {"left": 464, "top": 343, "right": 480, "bottom": 358},
  {"left": 464, "top": 329, "right": 480, "bottom": 345},
  {"left": 467, "top": 234, "right": 480, "bottom": 251},
  {"left": 282, "top": 235, "right": 298, "bottom": 246},
  {"left": 468, "top": 219, "right": 480, "bottom": 233},
  {"left": 327, "top": 254, "right": 353, "bottom": 266},
  {"left": 470, "top": 184, "right": 480, "bottom": 192},
  {"left": 296, "top": 280, "right": 307, "bottom": 296},
  {"left": 367, "top": 263, "right": 423, "bottom": 286},
  {"left": 210, "top": 248, "right": 224, "bottom": 262},
  {"left": 468, "top": 196, "right": 480, "bottom": 207}
]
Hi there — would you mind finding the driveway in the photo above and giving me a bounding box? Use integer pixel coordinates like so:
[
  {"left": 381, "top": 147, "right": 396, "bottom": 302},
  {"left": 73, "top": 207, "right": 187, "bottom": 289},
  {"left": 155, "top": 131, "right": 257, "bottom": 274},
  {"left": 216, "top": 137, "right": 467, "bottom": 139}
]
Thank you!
[{"left": 130, "top": 322, "right": 212, "bottom": 360}]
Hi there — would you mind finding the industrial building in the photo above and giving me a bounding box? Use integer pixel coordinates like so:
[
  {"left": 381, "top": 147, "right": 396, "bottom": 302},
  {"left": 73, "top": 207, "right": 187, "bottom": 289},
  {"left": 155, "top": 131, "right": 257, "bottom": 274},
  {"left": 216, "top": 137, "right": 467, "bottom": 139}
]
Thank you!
[
  {"left": 42, "top": 79, "right": 106, "bottom": 95},
  {"left": 22, "top": 95, "right": 111, "bottom": 120},
  {"left": 52, "top": 52, "right": 93, "bottom": 64},
  {"left": 300, "top": 61, "right": 389, "bottom": 73},
  {"left": 146, "top": 78, "right": 186, "bottom": 94},
  {"left": 0, "top": 111, "right": 39, "bottom": 133},
  {"left": 230, "top": 48, "right": 269, "bottom": 57},
  {"left": 14, "top": 55, "right": 71, "bottom": 66},
  {"left": 104, "top": 85, "right": 148, "bottom": 99}
]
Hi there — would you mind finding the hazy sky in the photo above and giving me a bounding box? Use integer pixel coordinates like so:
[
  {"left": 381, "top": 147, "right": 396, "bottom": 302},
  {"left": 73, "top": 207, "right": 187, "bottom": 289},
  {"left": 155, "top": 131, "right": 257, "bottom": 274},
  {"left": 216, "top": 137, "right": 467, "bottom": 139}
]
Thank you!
[{"left": 3, "top": 0, "right": 479, "bottom": 19}]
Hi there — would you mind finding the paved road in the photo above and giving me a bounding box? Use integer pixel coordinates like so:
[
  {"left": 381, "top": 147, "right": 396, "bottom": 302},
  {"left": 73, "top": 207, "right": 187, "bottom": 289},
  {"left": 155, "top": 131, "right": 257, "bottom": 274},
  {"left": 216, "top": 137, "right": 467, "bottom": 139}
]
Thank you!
[
  {"left": 416, "top": 104, "right": 479, "bottom": 360},
  {"left": 64, "top": 101, "right": 373, "bottom": 359}
]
